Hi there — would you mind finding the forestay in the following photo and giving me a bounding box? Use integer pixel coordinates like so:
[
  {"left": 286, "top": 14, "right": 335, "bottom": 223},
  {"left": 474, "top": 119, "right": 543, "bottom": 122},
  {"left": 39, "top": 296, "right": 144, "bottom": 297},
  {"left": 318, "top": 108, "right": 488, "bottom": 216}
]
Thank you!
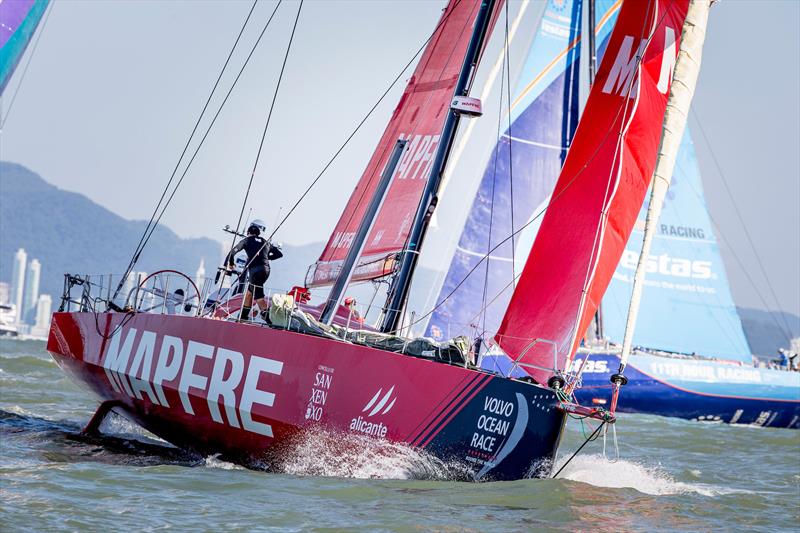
[{"left": 495, "top": 0, "right": 690, "bottom": 383}]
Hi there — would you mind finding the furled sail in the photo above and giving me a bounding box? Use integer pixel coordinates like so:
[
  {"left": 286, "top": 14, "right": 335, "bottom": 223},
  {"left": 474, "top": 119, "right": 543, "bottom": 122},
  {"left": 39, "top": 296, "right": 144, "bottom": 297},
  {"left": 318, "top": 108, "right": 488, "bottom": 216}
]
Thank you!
[
  {"left": 425, "top": 0, "right": 622, "bottom": 341},
  {"left": 307, "top": 0, "right": 487, "bottom": 287},
  {"left": 0, "top": 0, "right": 49, "bottom": 95},
  {"left": 602, "top": 129, "right": 753, "bottom": 363},
  {"left": 495, "top": 0, "right": 690, "bottom": 383}
]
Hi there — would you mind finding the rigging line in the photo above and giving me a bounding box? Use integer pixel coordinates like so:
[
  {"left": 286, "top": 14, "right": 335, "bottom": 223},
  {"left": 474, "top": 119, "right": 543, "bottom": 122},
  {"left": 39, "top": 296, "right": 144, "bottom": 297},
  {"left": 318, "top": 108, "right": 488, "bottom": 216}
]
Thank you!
[
  {"left": 121, "top": 0, "right": 283, "bottom": 287},
  {"left": 333, "top": 0, "right": 470, "bottom": 278},
  {"left": 481, "top": 29, "right": 507, "bottom": 336},
  {"left": 505, "top": 0, "right": 516, "bottom": 290},
  {"left": 552, "top": 420, "right": 606, "bottom": 479},
  {"left": 266, "top": 0, "right": 468, "bottom": 243},
  {"left": 116, "top": 0, "right": 262, "bottom": 294},
  {"left": 383, "top": 0, "right": 677, "bottom": 337},
  {"left": 385, "top": 85, "right": 638, "bottom": 335},
  {"left": 389, "top": 4, "right": 475, "bottom": 336},
  {"left": 682, "top": 169, "right": 793, "bottom": 344},
  {"left": 569, "top": 0, "right": 662, "bottom": 352},
  {"left": 690, "top": 108, "right": 795, "bottom": 340},
  {"left": 0, "top": 0, "right": 55, "bottom": 130},
  {"left": 656, "top": 225, "right": 746, "bottom": 354},
  {"left": 233, "top": 0, "right": 303, "bottom": 241}
]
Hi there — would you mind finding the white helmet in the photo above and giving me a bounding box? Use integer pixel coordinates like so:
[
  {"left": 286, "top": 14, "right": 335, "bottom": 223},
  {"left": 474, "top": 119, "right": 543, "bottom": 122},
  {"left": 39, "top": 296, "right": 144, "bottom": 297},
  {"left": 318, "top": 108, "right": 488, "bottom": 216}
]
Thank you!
[{"left": 248, "top": 219, "right": 267, "bottom": 236}]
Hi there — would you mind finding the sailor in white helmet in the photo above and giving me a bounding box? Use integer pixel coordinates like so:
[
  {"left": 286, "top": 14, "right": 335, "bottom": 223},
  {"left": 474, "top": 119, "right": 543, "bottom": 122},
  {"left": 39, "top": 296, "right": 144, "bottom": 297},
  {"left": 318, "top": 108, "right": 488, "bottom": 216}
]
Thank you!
[{"left": 225, "top": 219, "right": 283, "bottom": 321}]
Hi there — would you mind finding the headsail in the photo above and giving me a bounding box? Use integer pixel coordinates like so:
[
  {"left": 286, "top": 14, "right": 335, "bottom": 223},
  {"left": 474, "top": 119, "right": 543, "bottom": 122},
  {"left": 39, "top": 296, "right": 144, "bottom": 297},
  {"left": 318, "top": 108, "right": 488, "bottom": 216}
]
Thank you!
[
  {"left": 495, "top": 0, "right": 690, "bottom": 383},
  {"left": 425, "top": 0, "right": 623, "bottom": 340},
  {"left": 0, "top": 0, "right": 49, "bottom": 95},
  {"left": 602, "top": 129, "right": 752, "bottom": 363},
  {"left": 307, "top": 0, "right": 487, "bottom": 287}
]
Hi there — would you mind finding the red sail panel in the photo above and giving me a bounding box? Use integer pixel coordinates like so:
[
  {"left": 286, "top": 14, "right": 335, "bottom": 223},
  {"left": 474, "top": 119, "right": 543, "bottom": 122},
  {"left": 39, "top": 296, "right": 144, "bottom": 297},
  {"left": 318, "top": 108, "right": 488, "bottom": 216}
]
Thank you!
[
  {"left": 495, "top": 0, "right": 689, "bottom": 383},
  {"left": 307, "top": 0, "right": 484, "bottom": 287}
]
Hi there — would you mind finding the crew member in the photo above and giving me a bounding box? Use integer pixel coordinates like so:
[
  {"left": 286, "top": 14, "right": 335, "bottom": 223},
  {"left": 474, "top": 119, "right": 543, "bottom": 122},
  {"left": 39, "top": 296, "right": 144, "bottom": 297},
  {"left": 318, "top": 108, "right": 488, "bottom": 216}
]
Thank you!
[{"left": 225, "top": 219, "right": 283, "bottom": 321}]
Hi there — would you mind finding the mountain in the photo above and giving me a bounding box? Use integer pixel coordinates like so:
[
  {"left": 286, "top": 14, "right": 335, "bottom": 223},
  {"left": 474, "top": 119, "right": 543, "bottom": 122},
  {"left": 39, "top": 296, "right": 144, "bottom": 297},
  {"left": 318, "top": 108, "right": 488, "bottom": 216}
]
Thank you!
[
  {"left": 0, "top": 162, "right": 222, "bottom": 305},
  {"left": 737, "top": 307, "right": 800, "bottom": 357},
  {"left": 3, "top": 161, "right": 796, "bottom": 356}
]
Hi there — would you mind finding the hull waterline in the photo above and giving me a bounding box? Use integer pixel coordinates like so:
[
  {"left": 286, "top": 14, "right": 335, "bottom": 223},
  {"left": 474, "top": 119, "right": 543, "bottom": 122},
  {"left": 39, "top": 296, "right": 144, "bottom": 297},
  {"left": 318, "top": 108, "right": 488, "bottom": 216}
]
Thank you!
[
  {"left": 483, "top": 351, "right": 800, "bottom": 428},
  {"left": 48, "top": 312, "right": 568, "bottom": 480},
  {"left": 572, "top": 352, "right": 800, "bottom": 428}
]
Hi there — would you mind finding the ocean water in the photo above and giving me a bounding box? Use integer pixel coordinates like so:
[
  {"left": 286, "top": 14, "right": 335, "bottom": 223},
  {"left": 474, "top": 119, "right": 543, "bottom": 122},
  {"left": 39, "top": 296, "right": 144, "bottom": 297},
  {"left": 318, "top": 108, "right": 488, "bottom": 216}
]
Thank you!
[{"left": 1, "top": 338, "right": 798, "bottom": 532}]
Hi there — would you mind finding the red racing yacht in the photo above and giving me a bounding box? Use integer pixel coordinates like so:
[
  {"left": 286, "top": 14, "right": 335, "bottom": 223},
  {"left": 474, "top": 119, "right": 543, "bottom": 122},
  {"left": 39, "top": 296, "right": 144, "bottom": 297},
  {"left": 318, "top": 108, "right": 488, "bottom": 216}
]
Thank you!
[{"left": 47, "top": 0, "right": 692, "bottom": 480}]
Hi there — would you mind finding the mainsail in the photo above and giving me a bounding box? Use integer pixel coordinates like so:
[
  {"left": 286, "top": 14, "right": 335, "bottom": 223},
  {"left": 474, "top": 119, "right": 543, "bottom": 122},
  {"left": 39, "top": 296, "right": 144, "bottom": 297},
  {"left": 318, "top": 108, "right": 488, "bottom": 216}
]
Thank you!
[
  {"left": 602, "top": 129, "right": 753, "bottom": 363},
  {"left": 425, "top": 0, "right": 621, "bottom": 340},
  {"left": 0, "top": 0, "right": 49, "bottom": 95},
  {"left": 307, "top": 0, "right": 488, "bottom": 287},
  {"left": 495, "top": 0, "right": 690, "bottom": 383}
]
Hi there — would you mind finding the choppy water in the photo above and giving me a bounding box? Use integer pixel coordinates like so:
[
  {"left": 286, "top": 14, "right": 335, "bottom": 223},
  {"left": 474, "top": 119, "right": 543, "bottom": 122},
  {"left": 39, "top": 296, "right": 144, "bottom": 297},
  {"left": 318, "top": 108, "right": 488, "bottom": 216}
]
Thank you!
[{"left": 1, "top": 338, "right": 798, "bottom": 532}]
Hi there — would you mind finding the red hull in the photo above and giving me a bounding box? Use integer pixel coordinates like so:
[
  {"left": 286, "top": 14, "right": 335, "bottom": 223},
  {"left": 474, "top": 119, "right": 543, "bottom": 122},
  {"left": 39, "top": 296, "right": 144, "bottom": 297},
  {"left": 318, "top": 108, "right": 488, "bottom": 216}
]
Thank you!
[{"left": 47, "top": 312, "right": 567, "bottom": 480}]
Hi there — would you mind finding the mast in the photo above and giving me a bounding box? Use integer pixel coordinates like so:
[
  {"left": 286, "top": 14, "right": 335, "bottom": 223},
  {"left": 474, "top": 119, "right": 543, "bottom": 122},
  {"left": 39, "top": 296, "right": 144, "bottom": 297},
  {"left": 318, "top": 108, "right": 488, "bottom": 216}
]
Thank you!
[
  {"left": 617, "top": 0, "right": 712, "bottom": 377},
  {"left": 587, "top": 0, "right": 605, "bottom": 342},
  {"left": 587, "top": 0, "right": 597, "bottom": 83},
  {"left": 381, "top": 0, "right": 499, "bottom": 333},
  {"left": 320, "top": 140, "right": 407, "bottom": 325}
]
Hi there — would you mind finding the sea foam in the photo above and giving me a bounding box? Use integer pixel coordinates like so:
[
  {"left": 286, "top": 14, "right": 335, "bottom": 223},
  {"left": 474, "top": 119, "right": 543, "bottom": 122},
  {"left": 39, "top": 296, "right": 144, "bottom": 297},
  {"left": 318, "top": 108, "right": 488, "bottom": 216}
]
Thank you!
[
  {"left": 555, "top": 453, "right": 748, "bottom": 497},
  {"left": 277, "top": 427, "right": 468, "bottom": 480}
]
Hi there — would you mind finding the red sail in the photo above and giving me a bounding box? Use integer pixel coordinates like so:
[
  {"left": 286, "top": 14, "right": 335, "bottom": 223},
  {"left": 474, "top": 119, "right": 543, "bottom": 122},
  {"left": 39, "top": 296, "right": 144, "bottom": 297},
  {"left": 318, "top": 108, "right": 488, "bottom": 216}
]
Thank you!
[
  {"left": 495, "top": 0, "right": 689, "bottom": 383},
  {"left": 307, "top": 0, "right": 484, "bottom": 287}
]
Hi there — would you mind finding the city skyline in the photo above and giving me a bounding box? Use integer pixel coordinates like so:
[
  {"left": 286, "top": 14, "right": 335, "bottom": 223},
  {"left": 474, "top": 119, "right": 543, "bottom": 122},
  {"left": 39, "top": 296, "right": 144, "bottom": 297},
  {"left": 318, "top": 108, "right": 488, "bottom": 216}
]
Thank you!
[{"left": 4, "top": 247, "right": 52, "bottom": 334}]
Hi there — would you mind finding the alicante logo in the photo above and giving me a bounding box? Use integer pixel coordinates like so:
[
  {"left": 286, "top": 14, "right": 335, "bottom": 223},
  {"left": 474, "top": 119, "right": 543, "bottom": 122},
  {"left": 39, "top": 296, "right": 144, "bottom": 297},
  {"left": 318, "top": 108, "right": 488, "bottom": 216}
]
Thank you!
[{"left": 349, "top": 386, "right": 397, "bottom": 439}]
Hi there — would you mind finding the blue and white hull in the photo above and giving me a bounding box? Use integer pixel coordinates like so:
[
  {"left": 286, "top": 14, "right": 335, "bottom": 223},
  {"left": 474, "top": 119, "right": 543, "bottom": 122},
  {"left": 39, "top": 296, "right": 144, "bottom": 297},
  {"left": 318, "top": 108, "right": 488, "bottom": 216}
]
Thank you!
[{"left": 482, "top": 351, "right": 800, "bottom": 429}]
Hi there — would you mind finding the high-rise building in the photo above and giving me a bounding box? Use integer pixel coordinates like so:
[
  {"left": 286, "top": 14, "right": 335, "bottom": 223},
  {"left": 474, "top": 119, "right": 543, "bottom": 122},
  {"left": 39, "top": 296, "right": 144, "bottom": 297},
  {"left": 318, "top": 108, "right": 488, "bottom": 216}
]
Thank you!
[
  {"left": 11, "top": 248, "right": 26, "bottom": 324},
  {"left": 195, "top": 259, "right": 206, "bottom": 293},
  {"left": 31, "top": 294, "right": 52, "bottom": 338},
  {"left": 121, "top": 271, "right": 148, "bottom": 307},
  {"left": 0, "top": 282, "right": 9, "bottom": 305},
  {"left": 35, "top": 294, "right": 52, "bottom": 329},
  {"left": 23, "top": 258, "right": 41, "bottom": 323}
]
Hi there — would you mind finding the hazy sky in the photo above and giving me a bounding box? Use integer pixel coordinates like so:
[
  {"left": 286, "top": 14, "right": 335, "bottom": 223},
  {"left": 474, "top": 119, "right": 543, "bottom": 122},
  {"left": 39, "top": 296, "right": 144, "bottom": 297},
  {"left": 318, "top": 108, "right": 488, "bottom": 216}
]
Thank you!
[{"left": 2, "top": 0, "right": 798, "bottom": 317}]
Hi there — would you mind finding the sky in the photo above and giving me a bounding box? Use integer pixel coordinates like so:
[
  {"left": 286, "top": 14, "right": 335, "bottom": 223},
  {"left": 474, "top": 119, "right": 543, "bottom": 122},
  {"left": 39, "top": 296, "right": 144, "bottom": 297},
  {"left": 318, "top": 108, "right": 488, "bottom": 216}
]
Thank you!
[{"left": 1, "top": 0, "right": 798, "bottom": 318}]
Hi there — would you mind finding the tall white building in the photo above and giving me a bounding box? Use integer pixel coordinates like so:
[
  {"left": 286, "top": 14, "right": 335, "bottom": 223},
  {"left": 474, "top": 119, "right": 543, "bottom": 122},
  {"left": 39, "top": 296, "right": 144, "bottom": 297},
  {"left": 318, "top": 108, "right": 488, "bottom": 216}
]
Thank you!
[
  {"left": 0, "top": 282, "right": 9, "bottom": 305},
  {"left": 195, "top": 259, "right": 206, "bottom": 292},
  {"left": 30, "top": 294, "right": 52, "bottom": 338},
  {"left": 35, "top": 294, "right": 52, "bottom": 330},
  {"left": 11, "top": 248, "right": 26, "bottom": 324},
  {"left": 23, "top": 258, "right": 41, "bottom": 322},
  {"left": 121, "top": 271, "right": 148, "bottom": 307}
]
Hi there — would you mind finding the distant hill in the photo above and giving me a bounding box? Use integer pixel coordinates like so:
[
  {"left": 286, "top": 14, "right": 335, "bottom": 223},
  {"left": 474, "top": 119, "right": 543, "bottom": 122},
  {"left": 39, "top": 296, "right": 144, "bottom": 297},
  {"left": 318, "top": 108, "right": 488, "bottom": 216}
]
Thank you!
[
  {"left": 3, "top": 161, "right": 796, "bottom": 356},
  {"left": 0, "top": 162, "right": 223, "bottom": 304},
  {"left": 737, "top": 307, "right": 800, "bottom": 357}
]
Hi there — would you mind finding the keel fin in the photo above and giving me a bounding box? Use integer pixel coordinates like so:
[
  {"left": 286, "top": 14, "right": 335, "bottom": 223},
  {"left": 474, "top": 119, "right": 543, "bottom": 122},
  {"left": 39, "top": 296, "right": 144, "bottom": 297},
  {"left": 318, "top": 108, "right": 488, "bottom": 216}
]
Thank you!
[{"left": 82, "top": 400, "right": 124, "bottom": 436}]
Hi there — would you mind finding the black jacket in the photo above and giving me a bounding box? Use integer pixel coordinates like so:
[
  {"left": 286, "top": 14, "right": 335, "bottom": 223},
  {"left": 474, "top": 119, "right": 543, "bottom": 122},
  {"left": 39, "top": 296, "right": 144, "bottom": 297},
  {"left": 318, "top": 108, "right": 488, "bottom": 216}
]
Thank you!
[{"left": 226, "top": 235, "right": 283, "bottom": 272}]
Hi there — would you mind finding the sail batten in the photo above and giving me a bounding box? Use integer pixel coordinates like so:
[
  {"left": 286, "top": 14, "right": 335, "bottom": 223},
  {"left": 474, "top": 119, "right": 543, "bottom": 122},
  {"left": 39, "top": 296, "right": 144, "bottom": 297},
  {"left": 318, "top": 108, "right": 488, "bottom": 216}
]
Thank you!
[{"left": 495, "top": 0, "right": 691, "bottom": 383}]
